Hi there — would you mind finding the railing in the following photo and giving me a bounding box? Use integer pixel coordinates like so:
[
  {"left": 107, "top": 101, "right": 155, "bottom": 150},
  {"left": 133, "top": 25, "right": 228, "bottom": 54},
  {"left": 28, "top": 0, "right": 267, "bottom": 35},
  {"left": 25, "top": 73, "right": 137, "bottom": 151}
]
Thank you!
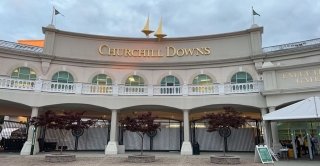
[
  {"left": 118, "top": 85, "right": 148, "bottom": 96},
  {"left": 224, "top": 82, "right": 262, "bottom": 94},
  {"left": 82, "top": 84, "right": 113, "bottom": 95},
  {"left": 262, "top": 38, "right": 320, "bottom": 52},
  {"left": 0, "top": 77, "right": 263, "bottom": 96},
  {"left": 0, "top": 77, "right": 35, "bottom": 91},
  {"left": 153, "top": 86, "right": 182, "bottom": 96},
  {"left": 188, "top": 84, "right": 219, "bottom": 95},
  {"left": 42, "top": 81, "right": 75, "bottom": 93}
]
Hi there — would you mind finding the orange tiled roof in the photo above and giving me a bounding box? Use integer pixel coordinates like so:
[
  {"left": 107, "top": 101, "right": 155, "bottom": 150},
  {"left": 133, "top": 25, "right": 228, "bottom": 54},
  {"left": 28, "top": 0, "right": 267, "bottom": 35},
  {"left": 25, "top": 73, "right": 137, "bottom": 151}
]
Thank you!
[{"left": 17, "top": 40, "right": 44, "bottom": 47}]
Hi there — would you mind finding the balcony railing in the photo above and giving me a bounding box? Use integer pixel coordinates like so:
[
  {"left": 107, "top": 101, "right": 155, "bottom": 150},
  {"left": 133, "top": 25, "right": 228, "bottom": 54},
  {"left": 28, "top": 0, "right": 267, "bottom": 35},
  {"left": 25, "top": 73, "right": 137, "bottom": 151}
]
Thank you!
[
  {"left": 262, "top": 38, "right": 320, "bottom": 52},
  {"left": 0, "top": 77, "right": 35, "bottom": 91},
  {"left": 0, "top": 77, "right": 263, "bottom": 96}
]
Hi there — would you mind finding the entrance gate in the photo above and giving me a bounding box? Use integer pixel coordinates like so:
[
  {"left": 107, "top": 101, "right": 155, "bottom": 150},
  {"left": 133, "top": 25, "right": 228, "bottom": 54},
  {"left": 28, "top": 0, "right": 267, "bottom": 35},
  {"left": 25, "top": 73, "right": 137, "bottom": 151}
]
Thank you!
[
  {"left": 44, "top": 120, "right": 109, "bottom": 151},
  {"left": 123, "top": 120, "right": 182, "bottom": 151}
]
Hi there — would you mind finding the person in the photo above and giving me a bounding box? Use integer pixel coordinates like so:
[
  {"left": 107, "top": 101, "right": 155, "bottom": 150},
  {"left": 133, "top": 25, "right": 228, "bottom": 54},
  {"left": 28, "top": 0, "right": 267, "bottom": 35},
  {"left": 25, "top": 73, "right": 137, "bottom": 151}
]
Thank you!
[
  {"left": 295, "top": 136, "right": 301, "bottom": 158},
  {"left": 311, "top": 134, "right": 318, "bottom": 155},
  {"left": 298, "top": 135, "right": 305, "bottom": 155}
]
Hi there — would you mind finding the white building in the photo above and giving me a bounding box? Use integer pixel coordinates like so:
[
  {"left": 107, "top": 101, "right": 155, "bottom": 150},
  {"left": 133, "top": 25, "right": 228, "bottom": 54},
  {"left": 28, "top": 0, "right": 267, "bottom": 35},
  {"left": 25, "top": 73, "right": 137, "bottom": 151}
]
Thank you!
[{"left": 0, "top": 24, "right": 319, "bottom": 155}]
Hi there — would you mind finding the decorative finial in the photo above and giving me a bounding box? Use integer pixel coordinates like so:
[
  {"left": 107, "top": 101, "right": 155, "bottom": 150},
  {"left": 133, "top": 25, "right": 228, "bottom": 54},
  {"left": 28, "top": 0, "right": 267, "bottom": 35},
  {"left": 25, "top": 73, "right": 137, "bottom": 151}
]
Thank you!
[
  {"left": 141, "top": 15, "right": 154, "bottom": 38},
  {"left": 154, "top": 17, "right": 166, "bottom": 41}
]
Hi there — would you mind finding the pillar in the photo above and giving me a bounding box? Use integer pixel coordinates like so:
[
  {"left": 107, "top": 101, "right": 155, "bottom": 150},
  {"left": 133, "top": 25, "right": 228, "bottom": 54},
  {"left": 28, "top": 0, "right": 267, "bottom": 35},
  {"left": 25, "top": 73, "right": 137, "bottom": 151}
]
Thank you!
[
  {"left": 261, "top": 108, "right": 271, "bottom": 147},
  {"left": 20, "top": 107, "right": 39, "bottom": 155},
  {"left": 105, "top": 109, "right": 119, "bottom": 155},
  {"left": 269, "top": 106, "right": 282, "bottom": 153},
  {"left": 180, "top": 109, "right": 192, "bottom": 155}
]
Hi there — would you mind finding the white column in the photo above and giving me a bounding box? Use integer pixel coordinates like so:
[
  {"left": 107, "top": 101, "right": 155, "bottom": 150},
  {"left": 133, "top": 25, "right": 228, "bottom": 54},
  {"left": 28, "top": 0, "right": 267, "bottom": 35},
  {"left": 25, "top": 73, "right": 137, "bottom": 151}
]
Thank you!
[
  {"left": 21, "top": 107, "right": 39, "bottom": 155},
  {"left": 269, "top": 106, "right": 282, "bottom": 153},
  {"left": 261, "top": 108, "right": 271, "bottom": 148},
  {"left": 105, "top": 109, "right": 119, "bottom": 155},
  {"left": 181, "top": 109, "right": 192, "bottom": 155}
]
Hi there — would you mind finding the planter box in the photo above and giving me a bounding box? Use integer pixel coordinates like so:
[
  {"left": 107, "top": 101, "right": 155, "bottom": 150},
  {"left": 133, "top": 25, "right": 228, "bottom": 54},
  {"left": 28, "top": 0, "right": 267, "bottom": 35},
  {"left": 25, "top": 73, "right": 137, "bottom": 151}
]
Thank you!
[
  {"left": 210, "top": 155, "right": 240, "bottom": 165},
  {"left": 45, "top": 154, "right": 76, "bottom": 163},
  {"left": 128, "top": 155, "right": 155, "bottom": 163}
]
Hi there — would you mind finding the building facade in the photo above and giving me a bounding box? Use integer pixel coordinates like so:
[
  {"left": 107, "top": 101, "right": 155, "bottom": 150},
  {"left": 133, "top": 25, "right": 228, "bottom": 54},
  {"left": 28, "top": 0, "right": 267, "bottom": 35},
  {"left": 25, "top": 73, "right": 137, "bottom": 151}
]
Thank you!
[{"left": 0, "top": 24, "right": 319, "bottom": 155}]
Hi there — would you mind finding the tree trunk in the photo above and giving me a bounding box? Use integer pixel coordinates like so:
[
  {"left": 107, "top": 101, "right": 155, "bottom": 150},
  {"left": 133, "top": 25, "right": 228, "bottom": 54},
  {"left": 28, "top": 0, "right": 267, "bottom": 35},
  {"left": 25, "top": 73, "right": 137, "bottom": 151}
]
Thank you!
[
  {"left": 223, "top": 136, "right": 226, "bottom": 157},
  {"left": 59, "top": 130, "right": 67, "bottom": 154},
  {"left": 141, "top": 134, "right": 144, "bottom": 155}
]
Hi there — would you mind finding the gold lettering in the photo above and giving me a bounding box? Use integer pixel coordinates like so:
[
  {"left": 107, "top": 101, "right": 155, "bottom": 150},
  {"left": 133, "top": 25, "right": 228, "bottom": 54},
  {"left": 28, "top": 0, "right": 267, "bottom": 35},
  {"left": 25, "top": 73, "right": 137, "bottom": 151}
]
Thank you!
[
  {"left": 166, "top": 46, "right": 175, "bottom": 57},
  {"left": 132, "top": 50, "right": 139, "bottom": 56},
  {"left": 184, "top": 48, "right": 194, "bottom": 56},
  {"left": 109, "top": 48, "right": 116, "bottom": 56},
  {"left": 139, "top": 50, "right": 146, "bottom": 57},
  {"left": 156, "top": 50, "right": 162, "bottom": 57},
  {"left": 125, "top": 49, "right": 133, "bottom": 56},
  {"left": 177, "top": 49, "right": 184, "bottom": 57},
  {"left": 195, "top": 48, "right": 204, "bottom": 55},
  {"left": 204, "top": 47, "right": 211, "bottom": 55},
  {"left": 98, "top": 45, "right": 109, "bottom": 55},
  {"left": 99, "top": 45, "right": 211, "bottom": 58}
]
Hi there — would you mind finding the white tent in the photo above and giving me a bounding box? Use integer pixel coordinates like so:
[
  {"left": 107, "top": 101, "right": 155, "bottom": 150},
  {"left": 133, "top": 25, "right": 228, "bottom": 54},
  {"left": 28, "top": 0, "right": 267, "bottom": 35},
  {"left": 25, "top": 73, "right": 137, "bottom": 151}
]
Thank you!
[{"left": 263, "top": 96, "right": 320, "bottom": 121}]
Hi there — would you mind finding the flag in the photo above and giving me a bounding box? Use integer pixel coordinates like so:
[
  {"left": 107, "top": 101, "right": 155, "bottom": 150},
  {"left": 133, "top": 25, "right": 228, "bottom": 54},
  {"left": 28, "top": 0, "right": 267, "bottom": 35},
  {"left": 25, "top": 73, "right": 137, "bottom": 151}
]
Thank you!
[
  {"left": 252, "top": 9, "right": 260, "bottom": 16},
  {"left": 54, "top": 9, "right": 61, "bottom": 15},
  {"left": 54, "top": 8, "right": 64, "bottom": 16}
]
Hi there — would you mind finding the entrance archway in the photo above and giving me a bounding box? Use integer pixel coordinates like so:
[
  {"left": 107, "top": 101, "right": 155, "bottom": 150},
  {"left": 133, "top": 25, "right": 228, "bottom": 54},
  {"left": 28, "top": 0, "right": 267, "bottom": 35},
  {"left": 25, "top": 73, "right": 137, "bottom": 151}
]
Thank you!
[
  {"left": 119, "top": 105, "right": 183, "bottom": 151},
  {"left": 190, "top": 104, "right": 261, "bottom": 152},
  {"left": 39, "top": 103, "right": 111, "bottom": 151}
]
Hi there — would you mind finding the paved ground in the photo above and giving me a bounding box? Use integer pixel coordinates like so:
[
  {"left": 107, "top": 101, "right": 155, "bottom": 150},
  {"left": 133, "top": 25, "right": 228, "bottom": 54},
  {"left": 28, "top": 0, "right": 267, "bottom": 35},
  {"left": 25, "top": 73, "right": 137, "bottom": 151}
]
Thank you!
[{"left": 0, "top": 151, "right": 319, "bottom": 166}]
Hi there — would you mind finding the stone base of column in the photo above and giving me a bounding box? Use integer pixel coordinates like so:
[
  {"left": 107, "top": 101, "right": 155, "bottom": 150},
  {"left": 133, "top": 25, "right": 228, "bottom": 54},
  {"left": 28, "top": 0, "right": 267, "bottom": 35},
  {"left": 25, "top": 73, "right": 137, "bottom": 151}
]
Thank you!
[
  {"left": 105, "top": 141, "right": 118, "bottom": 155},
  {"left": 180, "top": 141, "right": 193, "bottom": 155},
  {"left": 20, "top": 141, "right": 39, "bottom": 155}
]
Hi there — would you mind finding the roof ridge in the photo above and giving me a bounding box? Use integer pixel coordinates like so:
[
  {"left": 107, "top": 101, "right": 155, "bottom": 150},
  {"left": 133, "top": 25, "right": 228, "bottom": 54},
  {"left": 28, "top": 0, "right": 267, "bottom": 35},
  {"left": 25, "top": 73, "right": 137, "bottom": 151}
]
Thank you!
[{"left": 0, "top": 40, "right": 43, "bottom": 53}]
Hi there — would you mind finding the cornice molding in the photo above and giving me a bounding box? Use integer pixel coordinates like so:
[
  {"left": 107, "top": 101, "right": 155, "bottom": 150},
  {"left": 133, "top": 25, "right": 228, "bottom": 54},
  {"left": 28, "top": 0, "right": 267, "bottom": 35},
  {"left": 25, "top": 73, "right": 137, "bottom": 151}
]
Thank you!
[
  {"left": 0, "top": 46, "right": 256, "bottom": 69},
  {"left": 262, "top": 85, "right": 320, "bottom": 96},
  {"left": 0, "top": 47, "right": 54, "bottom": 60},
  {"left": 52, "top": 56, "right": 254, "bottom": 69},
  {"left": 257, "top": 61, "right": 320, "bottom": 72},
  {"left": 42, "top": 26, "right": 263, "bottom": 42},
  {"left": 252, "top": 43, "right": 320, "bottom": 60}
]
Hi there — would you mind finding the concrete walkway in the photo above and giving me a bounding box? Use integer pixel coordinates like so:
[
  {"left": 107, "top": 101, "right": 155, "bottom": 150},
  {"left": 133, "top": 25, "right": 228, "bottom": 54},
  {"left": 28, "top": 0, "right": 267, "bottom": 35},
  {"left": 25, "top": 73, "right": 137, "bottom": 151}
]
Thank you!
[{"left": 0, "top": 151, "right": 319, "bottom": 166}]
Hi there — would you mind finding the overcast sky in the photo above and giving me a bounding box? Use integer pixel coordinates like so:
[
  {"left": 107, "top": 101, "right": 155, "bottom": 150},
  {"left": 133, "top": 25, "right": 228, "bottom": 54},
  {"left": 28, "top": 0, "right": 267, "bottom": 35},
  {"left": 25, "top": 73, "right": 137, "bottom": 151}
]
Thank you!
[{"left": 0, "top": 0, "right": 319, "bottom": 47}]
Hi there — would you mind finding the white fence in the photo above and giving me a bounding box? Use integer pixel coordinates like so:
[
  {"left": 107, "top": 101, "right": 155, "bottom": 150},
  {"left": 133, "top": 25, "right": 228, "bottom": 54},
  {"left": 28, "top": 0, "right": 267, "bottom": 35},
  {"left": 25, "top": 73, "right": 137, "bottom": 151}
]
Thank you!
[{"left": 0, "top": 77, "right": 263, "bottom": 96}]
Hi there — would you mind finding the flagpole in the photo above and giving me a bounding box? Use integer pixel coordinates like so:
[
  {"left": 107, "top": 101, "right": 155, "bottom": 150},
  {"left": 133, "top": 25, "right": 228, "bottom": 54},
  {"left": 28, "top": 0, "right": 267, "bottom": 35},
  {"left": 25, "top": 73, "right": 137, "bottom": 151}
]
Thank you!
[
  {"left": 51, "top": 6, "right": 54, "bottom": 25},
  {"left": 252, "top": 6, "right": 255, "bottom": 25}
]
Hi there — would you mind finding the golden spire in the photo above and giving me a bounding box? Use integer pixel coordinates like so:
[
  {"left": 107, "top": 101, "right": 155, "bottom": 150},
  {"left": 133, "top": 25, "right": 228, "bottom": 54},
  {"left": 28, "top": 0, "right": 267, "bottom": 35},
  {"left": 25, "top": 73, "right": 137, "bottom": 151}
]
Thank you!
[
  {"left": 141, "top": 15, "right": 154, "bottom": 37},
  {"left": 154, "top": 17, "right": 166, "bottom": 41}
]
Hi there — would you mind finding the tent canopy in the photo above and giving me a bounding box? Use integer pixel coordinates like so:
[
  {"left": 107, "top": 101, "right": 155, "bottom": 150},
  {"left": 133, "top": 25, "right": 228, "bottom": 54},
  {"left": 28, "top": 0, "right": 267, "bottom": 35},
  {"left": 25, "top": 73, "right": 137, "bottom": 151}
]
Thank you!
[{"left": 263, "top": 96, "right": 320, "bottom": 121}]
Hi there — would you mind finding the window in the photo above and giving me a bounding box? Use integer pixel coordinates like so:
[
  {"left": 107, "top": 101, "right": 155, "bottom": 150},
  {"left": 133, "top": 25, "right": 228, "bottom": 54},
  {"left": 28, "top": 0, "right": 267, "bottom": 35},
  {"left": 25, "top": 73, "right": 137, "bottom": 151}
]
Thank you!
[
  {"left": 192, "top": 74, "right": 213, "bottom": 85},
  {"left": 231, "top": 72, "right": 253, "bottom": 84},
  {"left": 52, "top": 71, "right": 74, "bottom": 83},
  {"left": 92, "top": 74, "right": 112, "bottom": 85},
  {"left": 160, "top": 76, "right": 180, "bottom": 86},
  {"left": 11, "top": 67, "right": 36, "bottom": 80},
  {"left": 125, "top": 75, "right": 144, "bottom": 86},
  {"left": 160, "top": 75, "right": 180, "bottom": 94}
]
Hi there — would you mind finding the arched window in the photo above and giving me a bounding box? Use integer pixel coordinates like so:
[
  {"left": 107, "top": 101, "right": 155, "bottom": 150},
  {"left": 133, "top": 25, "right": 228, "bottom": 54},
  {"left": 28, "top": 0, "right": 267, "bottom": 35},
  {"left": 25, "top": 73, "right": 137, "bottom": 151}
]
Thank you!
[
  {"left": 11, "top": 67, "right": 36, "bottom": 80},
  {"left": 92, "top": 74, "right": 112, "bottom": 85},
  {"left": 231, "top": 72, "right": 253, "bottom": 84},
  {"left": 161, "top": 75, "right": 180, "bottom": 86},
  {"left": 192, "top": 74, "right": 213, "bottom": 85},
  {"left": 52, "top": 71, "right": 74, "bottom": 83},
  {"left": 125, "top": 75, "right": 144, "bottom": 86}
]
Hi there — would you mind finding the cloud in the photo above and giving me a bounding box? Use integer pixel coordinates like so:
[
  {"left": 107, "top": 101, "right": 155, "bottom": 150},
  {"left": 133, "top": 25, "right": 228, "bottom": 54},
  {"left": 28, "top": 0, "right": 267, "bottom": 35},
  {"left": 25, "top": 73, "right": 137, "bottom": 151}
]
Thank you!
[{"left": 0, "top": 0, "right": 319, "bottom": 47}]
